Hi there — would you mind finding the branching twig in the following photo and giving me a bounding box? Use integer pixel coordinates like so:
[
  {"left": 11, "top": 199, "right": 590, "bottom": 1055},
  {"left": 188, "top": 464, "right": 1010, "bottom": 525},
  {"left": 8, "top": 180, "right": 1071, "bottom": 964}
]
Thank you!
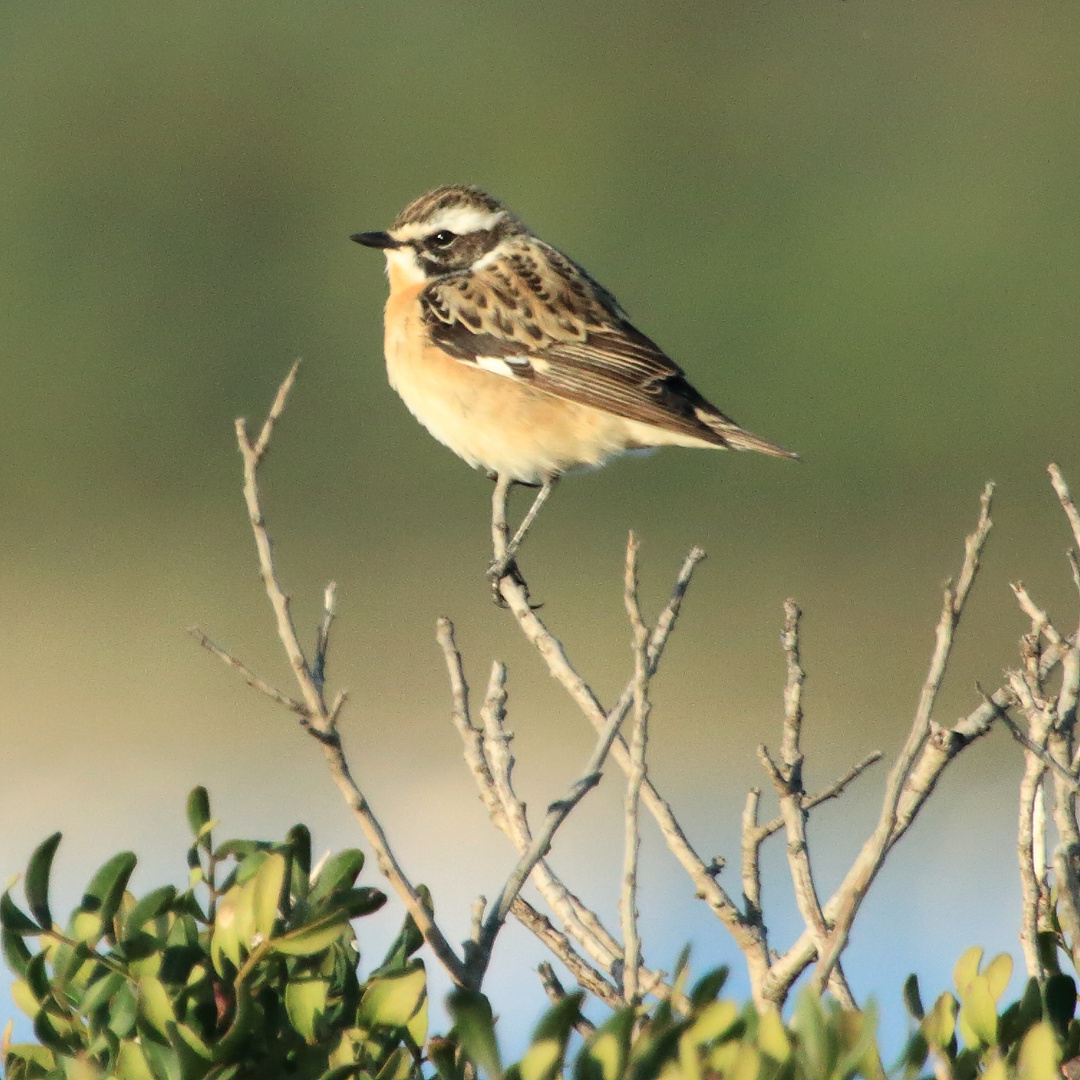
[
  {"left": 763, "top": 483, "right": 997, "bottom": 1003},
  {"left": 199, "top": 363, "right": 471, "bottom": 988},
  {"left": 760, "top": 602, "right": 854, "bottom": 1006}
]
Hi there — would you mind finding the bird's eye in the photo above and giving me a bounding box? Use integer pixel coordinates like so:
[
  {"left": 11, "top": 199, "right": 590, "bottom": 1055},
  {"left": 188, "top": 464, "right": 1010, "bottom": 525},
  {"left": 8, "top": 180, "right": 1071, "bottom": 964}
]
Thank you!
[{"left": 429, "top": 230, "right": 456, "bottom": 247}]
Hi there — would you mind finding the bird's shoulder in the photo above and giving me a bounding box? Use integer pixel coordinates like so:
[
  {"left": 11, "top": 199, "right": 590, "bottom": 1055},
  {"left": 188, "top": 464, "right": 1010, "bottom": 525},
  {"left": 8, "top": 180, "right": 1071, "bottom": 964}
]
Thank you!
[
  {"left": 420, "top": 236, "right": 683, "bottom": 381},
  {"left": 420, "top": 236, "right": 625, "bottom": 346}
]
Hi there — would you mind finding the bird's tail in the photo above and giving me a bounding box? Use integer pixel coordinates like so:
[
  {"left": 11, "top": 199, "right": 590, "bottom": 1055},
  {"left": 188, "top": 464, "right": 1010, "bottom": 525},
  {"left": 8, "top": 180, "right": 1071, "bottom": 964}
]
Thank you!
[{"left": 696, "top": 409, "right": 799, "bottom": 459}]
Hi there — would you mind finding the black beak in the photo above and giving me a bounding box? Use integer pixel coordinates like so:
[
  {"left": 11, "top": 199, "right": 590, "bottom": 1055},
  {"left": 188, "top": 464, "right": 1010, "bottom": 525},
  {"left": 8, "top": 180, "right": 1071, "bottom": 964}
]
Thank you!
[{"left": 351, "top": 231, "right": 401, "bottom": 249}]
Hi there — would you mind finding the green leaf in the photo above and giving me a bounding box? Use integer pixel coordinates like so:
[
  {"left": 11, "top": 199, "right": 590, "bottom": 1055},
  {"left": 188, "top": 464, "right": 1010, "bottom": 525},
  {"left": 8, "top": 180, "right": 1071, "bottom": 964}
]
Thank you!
[
  {"left": 791, "top": 989, "right": 832, "bottom": 1080},
  {"left": 0, "top": 890, "right": 40, "bottom": 935},
  {"left": 286, "top": 976, "right": 329, "bottom": 1043},
  {"left": 518, "top": 1039, "right": 563, "bottom": 1080},
  {"left": 167, "top": 1019, "right": 213, "bottom": 1063},
  {"left": 125, "top": 886, "right": 177, "bottom": 939},
  {"left": 24, "top": 832, "right": 62, "bottom": 931},
  {"left": 79, "top": 970, "right": 126, "bottom": 1015},
  {"left": 575, "top": 1010, "right": 633, "bottom": 1080},
  {"left": 287, "top": 824, "right": 312, "bottom": 878},
  {"left": 1018, "top": 1022, "right": 1061, "bottom": 1080},
  {"left": 922, "top": 992, "right": 957, "bottom": 1051},
  {"left": 690, "top": 966, "right": 729, "bottom": 1008},
  {"left": 359, "top": 963, "right": 427, "bottom": 1030},
  {"left": 10, "top": 978, "right": 40, "bottom": 1019},
  {"left": 250, "top": 852, "right": 287, "bottom": 940},
  {"left": 270, "top": 917, "right": 350, "bottom": 957},
  {"left": 984, "top": 954, "right": 1013, "bottom": 1002},
  {"left": 309, "top": 850, "right": 366, "bottom": 906},
  {"left": 212, "top": 983, "right": 255, "bottom": 1064},
  {"left": 137, "top": 975, "right": 177, "bottom": 1040},
  {"left": 376, "top": 1047, "right": 415, "bottom": 1080},
  {"left": 2, "top": 926, "right": 34, "bottom": 975},
  {"left": 333, "top": 888, "right": 387, "bottom": 920},
  {"left": 448, "top": 989, "right": 501, "bottom": 1080},
  {"left": 1045, "top": 974, "right": 1077, "bottom": 1033},
  {"left": 142, "top": 1038, "right": 184, "bottom": 1080},
  {"left": 531, "top": 991, "right": 584, "bottom": 1044},
  {"left": 186, "top": 787, "right": 212, "bottom": 842},
  {"left": 903, "top": 973, "right": 924, "bottom": 1020},
  {"left": 82, "top": 851, "right": 138, "bottom": 927},
  {"left": 371, "top": 906, "right": 425, "bottom": 978},
  {"left": 953, "top": 946, "right": 983, "bottom": 996},
  {"left": 1020, "top": 977, "right": 1044, "bottom": 1028},
  {"left": 958, "top": 974, "right": 998, "bottom": 1047},
  {"left": 683, "top": 1000, "right": 739, "bottom": 1048},
  {"left": 33, "top": 1009, "right": 78, "bottom": 1056},
  {"left": 757, "top": 1004, "right": 791, "bottom": 1063},
  {"left": 117, "top": 1037, "right": 158, "bottom": 1080}
]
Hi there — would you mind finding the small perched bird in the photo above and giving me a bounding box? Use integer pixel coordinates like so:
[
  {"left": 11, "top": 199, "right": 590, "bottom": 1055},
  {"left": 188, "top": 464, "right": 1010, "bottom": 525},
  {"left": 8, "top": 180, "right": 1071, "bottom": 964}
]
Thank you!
[{"left": 353, "top": 185, "right": 795, "bottom": 577}]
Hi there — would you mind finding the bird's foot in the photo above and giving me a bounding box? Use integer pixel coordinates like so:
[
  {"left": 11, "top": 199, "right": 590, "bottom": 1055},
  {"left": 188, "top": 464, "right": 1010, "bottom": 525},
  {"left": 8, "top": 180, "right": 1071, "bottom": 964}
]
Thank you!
[{"left": 487, "top": 556, "right": 541, "bottom": 609}]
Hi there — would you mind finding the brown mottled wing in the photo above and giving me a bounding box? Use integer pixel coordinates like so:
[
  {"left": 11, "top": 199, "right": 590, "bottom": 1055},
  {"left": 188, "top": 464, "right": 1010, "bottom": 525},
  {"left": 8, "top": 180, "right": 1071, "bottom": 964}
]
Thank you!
[{"left": 420, "top": 238, "right": 744, "bottom": 447}]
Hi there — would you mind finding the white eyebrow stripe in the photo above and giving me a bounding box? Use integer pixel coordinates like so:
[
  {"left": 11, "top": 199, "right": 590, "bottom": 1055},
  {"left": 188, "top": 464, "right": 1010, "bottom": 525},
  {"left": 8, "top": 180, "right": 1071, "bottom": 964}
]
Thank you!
[
  {"left": 392, "top": 207, "right": 507, "bottom": 242},
  {"left": 475, "top": 356, "right": 531, "bottom": 379}
]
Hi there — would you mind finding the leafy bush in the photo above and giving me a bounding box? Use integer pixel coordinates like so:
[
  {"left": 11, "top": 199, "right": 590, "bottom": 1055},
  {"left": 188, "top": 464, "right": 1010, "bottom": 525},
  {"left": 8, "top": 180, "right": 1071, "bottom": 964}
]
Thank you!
[
  {"left": 0, "top": 791, "right": 1073, "bottom": 1080},
  {"left": 1, "top": 789, "right": 428, "bottom": 1080}
]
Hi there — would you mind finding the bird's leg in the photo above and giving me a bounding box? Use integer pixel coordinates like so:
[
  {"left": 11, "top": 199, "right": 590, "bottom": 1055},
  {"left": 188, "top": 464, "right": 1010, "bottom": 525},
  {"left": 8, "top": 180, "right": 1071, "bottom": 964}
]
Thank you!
[
  {"left": 487, "top": 474, "right": 557, "bottom": 602},
  {"left": 490, "top": 473, "right": 514, "bottom": 568},
  {"left": 507, "top": 475, "right": 558, "bottom": 561}
]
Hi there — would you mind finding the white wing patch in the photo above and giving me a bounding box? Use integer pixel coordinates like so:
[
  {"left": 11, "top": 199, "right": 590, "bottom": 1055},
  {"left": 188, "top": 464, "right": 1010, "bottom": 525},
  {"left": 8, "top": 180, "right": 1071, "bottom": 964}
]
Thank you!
[{"left": 475, "top": 356, "right": 531, "bottom": 379}]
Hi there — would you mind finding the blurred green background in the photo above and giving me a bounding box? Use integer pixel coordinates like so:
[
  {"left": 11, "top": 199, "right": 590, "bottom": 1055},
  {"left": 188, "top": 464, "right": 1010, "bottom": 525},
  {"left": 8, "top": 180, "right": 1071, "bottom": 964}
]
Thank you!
[{"left": 2, "top": 0, "right": 1079, "bottom": 1047}]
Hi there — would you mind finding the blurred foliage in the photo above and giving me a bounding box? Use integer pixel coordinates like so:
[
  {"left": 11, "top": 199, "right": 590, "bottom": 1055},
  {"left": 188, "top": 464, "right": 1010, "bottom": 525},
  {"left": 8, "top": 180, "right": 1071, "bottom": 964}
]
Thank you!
[
  {"left": 0, "top": 788, "right": 428, "bottom": 1080},
  {"left": 2, "top": 791, "right": 1077, "bottom": 1080}
]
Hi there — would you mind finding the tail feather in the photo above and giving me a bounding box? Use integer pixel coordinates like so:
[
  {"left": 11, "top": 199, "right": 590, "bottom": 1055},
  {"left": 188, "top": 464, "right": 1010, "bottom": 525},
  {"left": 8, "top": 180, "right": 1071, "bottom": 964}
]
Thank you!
[{"left": 696, "top": 409, "right": 799, "bottom": 459}]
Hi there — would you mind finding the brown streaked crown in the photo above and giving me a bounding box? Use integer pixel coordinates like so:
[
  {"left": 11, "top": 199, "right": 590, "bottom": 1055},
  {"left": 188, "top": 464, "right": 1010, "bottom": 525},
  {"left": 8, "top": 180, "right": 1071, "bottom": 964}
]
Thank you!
[
  {"left": 390, "top": 184, "right": 511, "bottom": 232},
  {"left": 384, "top": 185, "right": 529, "bottom": 276}
]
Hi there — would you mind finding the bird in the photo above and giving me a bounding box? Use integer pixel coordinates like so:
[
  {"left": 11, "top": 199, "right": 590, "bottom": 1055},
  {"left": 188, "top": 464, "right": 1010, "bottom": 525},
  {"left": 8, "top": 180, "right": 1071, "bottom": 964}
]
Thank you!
[{"left": 352, "top": 184, "right": 796, "bottom": 583}]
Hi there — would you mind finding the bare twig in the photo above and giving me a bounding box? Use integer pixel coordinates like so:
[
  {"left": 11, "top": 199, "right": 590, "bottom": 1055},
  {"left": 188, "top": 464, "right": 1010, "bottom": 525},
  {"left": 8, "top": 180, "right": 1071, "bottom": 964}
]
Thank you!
[
  {"left": 470, "top": 660, "right": 625, "bottom": 975},
  {"left": 511, "top": 898, "right": 621, "bottom": 1007},
  {"left": 740, "top": 788, "right": 764, "bottom": 924},
  {"left": 489, "top": 483, "right": 779, "bottom": 1000},
  {"left": 469, "top": 641, "right": 646, "bottom": 983},
  {"left": 537, "top": 963, "right": 598, "bottom": 1035},
  {"left": 763, "top": 483, "right": 996, "bottom": 1003},
  {"left": 761, "top": 602, "right": 854, "bottom": 1006},
  {"left": 1050, "top": 464, "right": 1080, "bottom": 553},
  {"left": 620, "top": 533, "right": 651, "bottom": 1002},
  {"left": 188, "top": 627, "right": 307, "bottom": 716},
  {"left": 754, "top": 753, "right": 884, "bottom": 842},
  {"left": 202, "top": 365, "right": 471, "bottom": 989}
]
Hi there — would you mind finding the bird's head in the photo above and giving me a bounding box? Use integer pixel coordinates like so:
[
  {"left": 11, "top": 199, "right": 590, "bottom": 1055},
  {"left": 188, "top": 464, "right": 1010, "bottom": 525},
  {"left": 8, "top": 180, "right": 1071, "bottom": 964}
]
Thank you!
[{"left": 352, "top": 185, "right": 528, "bottom": 283}]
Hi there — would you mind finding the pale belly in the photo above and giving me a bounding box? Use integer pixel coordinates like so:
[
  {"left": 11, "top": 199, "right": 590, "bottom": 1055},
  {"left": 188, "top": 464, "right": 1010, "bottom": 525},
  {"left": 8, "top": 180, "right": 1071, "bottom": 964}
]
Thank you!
[{"left": 380, "top": 282, "right": 712, "bottom": 484}]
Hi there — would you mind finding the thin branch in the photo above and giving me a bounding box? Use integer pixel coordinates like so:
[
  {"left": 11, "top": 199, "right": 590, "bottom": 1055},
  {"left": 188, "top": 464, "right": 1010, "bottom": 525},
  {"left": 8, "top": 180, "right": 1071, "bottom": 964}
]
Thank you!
[
  {"left": 740, "top": 788, "right": 764, "bottom": 922},
  {"left": 202, "top": 365, "right": 471, "bottom": 989},
  {"left": 1050, "top": 464, "right": 1080, "bottom": 553},
  {"left": 489, "top": 481, "right": 777, "bottom": 1000},
  {"left": 761, "top": 602, "right": 854, "bottom": 1005},
  {"left": 990, "top": 692, "right": 1080, "bottom": 793},
  {"left": 511, "top": 898, "right": 621, "bottom": 1008},
  {"left": 188, "top": 627, "right": 308, "bottom": 716},
  {"left": 470, "top": 647, "right": 644, "bottom": 983},
  {"left": 537, "top": 963, "right": 597, "bottom": 1035},
  {"left": 476, "top": 661, "right": 626, "bottom": 974},
  {"left": 754, "top": 753, "right": 884, "bottom": 841},
  {"left": 620, "top": 532, "right": 650, "bottom": 1002},
  {"left": 763, "top": 482, "right": 995, "bottom": 1003}
]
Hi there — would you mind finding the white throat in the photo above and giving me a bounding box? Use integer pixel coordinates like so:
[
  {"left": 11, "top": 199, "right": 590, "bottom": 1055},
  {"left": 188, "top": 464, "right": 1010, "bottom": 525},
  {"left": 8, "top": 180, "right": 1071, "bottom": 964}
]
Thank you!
[{"left": 383, "top": 246, "right": 429, "bottom": 287}]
